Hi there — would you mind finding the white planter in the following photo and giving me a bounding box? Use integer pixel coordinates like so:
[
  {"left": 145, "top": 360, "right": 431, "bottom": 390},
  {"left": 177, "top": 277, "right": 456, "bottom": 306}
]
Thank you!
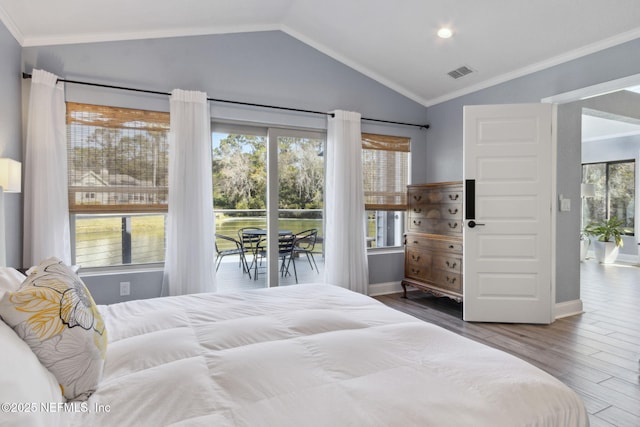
[
  {"left": 579, "top": 238, "right": 590, "bottom": 262},
  {"left": 593, "top": 241, "right": 619, "bottom": 264}
]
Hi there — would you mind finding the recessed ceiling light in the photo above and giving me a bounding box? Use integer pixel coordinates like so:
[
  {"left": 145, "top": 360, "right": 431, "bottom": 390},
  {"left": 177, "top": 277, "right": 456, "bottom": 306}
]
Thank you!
[{"left": 437, "top": 28, "right": 453, "bottom": 39}]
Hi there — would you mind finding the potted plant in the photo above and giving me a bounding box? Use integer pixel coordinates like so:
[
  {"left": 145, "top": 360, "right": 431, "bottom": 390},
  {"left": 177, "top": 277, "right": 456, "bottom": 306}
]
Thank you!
[{"left": 583, "top": 217, "right": 625, "bottom": 264}]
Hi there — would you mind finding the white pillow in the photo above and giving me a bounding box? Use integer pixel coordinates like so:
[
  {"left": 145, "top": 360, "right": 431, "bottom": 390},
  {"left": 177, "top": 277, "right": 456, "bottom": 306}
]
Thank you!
[
  {"left": 0, "top": 258, "right": 107, "bottom": 401},
  {"left": 0, "top": 319, "right": 66, "bottom": 427},
  {"left": 0, "top": 268, "right": 25, "bottom": 298}
]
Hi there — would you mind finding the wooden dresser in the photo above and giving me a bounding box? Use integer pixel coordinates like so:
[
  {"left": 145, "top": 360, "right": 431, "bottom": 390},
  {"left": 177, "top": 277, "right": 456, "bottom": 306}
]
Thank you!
[{"left": 402, "top": 182, "right": 463, "bottom": 302}]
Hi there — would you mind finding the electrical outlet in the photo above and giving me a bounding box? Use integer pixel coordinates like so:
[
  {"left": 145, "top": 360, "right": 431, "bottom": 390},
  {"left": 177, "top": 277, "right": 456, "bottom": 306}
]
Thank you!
[{"left": 119, "top": 281, "right": 130, "bottom": 296}]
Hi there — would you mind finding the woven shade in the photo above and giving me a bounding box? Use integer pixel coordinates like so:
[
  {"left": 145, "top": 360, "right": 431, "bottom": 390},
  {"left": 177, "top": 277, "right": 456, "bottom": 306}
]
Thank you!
[
  {"left": 67, "top": 103, "right": 170, "bottom": 213},
  {"left": 362, "top": 133, "right": 410, "bottom": 210}
]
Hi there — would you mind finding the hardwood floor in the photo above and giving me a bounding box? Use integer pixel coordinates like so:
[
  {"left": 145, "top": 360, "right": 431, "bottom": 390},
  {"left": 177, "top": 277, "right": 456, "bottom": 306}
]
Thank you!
[{"left": 375, "top": 259, "right": 640, "bottom": 427}]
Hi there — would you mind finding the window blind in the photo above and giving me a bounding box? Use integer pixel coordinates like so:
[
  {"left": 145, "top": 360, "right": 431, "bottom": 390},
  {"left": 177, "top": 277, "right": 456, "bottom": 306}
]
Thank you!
[
  {"left": 362, "top": 133, "right": 410, "bottom": 210},
  {"left": 66, "top": 102, "right": 170, "bottom": 213}
]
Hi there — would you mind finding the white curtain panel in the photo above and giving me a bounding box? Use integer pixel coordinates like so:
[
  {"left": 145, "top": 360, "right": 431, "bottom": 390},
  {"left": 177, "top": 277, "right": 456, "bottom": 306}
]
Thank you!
[
  {"left": 162, "top": 89, "right": 216, "bottom": 296},
  {"left": 23, "top": 69, "right": 71, "bottom": 266},
  {"left": 324, "top": 110, "right": 369, "bottom": 294}
]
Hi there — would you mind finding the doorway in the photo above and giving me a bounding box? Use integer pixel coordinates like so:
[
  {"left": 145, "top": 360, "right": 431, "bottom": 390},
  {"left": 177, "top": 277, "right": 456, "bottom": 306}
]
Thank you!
[
  {"left": 544, "top": 74, "right": 640, "bottom": 314},
  {"left": 212, "top": 123, "right": 325, "bottom": 290}
]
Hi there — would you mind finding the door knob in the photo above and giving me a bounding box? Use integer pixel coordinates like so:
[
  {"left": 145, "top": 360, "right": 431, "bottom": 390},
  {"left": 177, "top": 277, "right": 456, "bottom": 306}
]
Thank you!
[{"left": 467, "top": 220, "right": 485, "bottom": 228}]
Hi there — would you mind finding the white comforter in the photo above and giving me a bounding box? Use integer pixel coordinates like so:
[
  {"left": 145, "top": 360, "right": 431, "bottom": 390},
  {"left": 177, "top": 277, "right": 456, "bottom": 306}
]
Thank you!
[{"left": 70, "top": 284, "right": 588, "bottom": 427}]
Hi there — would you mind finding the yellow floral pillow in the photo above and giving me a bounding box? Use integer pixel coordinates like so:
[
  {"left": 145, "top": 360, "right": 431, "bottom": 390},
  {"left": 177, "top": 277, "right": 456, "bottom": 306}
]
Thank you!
[{"left": 0, "top": 257, "right": 107, "bottom": 400}]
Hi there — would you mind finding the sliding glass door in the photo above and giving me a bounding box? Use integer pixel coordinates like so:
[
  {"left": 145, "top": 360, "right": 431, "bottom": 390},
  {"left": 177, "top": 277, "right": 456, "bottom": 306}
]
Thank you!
[
  {"left": 271, "top": 128, "right": 325, "bottom": 285},
  {"left": 212, "top": 124, "right": 324, "bottom": 290}
]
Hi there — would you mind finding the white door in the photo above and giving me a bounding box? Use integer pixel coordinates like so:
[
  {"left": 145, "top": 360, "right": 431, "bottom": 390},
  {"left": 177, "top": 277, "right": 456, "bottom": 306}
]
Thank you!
[{"left": 463, "top": 103, "right": 554, "bottom": 324}]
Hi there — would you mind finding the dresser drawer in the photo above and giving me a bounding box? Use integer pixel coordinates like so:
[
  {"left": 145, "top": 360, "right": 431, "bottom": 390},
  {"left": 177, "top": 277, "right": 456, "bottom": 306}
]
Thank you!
[
  {"left": 432, "top": 270, "right": 463, "bottom": 293},
  {"left": 406, "top": 249, "right": 431, "bottom": 265},
  {"left": 405, "top": 262, "right": 431, "bottom": 282},
  {"left": 405, "top": 248, "right": 432, "bottom": 281},
  {"left": 408, "top": 217, "right": 462, "bottom": 235},
  {"left": 405, "top": 234, "right": 462, "bottom": 253},
  {"left": 433, "top": 254, "right": 462, "bottom": 273},
  {"left": 410, "top": 187, "right": 462, "bottom": 203},
  {"left": 408, "top": 187, "right": 463, "bottom": 210},
  {"left": 410, "top": 203, "right": 462, "bottom": 219}
]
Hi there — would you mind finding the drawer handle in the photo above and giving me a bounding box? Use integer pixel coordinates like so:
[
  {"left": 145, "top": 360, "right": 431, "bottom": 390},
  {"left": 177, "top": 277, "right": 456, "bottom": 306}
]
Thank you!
[
  {"left": 446, "top": 261, "right": 457, "bottom": 269},
  {"left": 448, "top": 222, "right": 458, "bottom": 229},
  {"left": 411, "top": 268, "right": 421, "bottom": 275},
  {"left": 413, "top": 195, "right": 422, "bottom": 201},
  {"left": 412, "top": 254, "right": 421, "bottom": 261},
  {"left": 449, "top": 194, "right": 459, "bottom": 201},
  {"left": 446, "top": 276, "right": 457, "bottom": 284},
  {"left": 413, "top": 208, "right": 422, "bottom": 213},
  {"left": 448, "top": 208, "right": 458, "bottom": 214},
  {"left": 413, "top": 240, "right": 419, "bottom": 244},
  {"left": 413, "top": 220, "right": 422, "bottom": 226},
  {"left": 448, "top": 245, "right": 455, "bottom": 249}
]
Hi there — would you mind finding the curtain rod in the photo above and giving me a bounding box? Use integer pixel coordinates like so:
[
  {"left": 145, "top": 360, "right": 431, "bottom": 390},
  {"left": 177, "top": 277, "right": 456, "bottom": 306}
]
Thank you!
[{"left": 22, "top": 72, "right": 429, "bottom": 129}]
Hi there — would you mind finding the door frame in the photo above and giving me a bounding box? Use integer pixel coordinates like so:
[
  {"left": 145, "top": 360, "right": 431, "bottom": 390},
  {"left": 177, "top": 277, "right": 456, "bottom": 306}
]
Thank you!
[{"left": 543, "top": 72, "right": 640, "bottom": 319}]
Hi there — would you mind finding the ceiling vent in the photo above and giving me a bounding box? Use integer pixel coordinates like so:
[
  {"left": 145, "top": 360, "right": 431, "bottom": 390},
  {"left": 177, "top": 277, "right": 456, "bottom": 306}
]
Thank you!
[{"left": 447, "top": 65, "right": 474, "bottom": 79}]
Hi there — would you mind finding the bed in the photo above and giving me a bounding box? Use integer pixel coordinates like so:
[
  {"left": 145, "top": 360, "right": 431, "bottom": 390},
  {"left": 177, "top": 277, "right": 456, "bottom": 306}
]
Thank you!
[{"left": 0, "top": 260, "right": 589, "bottom": 427}]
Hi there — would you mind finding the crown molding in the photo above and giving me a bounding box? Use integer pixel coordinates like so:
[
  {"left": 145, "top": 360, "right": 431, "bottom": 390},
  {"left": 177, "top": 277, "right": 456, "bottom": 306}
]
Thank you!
[
  {"left": 19, "top": 23, "right": 280, "bottom": 47},
  {"left": 0, "top": 4, "right": 24, "bottom": 45}
]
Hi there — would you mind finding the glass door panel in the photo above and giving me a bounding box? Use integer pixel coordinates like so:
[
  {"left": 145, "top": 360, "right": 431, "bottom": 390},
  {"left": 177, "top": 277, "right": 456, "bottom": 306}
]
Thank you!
[
  {"left": 212, "top": 127, "right": 268, "bottom": 290},
  {"left": 273, "top": 129, "right": 325, "bottom": 284}
]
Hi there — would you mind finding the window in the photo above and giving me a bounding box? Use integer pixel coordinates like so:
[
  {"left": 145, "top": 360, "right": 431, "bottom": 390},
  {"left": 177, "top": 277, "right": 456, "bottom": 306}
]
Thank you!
[
  {"left": 362, "top": 133, "right": 410, "bottom": 248},
  {"left": 67, "top": 103, "right": 170, "bottom": 267},
  {"left": 582, "top": 160, "right": 635, "bottom": 235}
]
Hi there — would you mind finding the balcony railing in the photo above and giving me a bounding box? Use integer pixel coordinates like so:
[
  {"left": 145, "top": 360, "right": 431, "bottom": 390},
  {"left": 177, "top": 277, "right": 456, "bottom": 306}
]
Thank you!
[{"left": 71, "top": 209, "right": 324, "bottom": 268}]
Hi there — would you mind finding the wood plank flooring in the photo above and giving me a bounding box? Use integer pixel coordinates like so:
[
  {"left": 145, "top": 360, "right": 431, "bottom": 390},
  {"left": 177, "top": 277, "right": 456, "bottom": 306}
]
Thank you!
[{"left": 375, "top": 259, "right": 640, "bottom": 427}]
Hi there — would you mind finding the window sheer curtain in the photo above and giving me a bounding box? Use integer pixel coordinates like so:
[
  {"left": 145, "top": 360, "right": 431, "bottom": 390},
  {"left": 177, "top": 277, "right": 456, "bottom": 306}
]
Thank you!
[
  {"left": 162, "top": 90, "right": 215, "bottom": 296},
  {"left": 23, "top": 69, "right": 71, "bottom": 266},
  {"left": 324, "top": 110, "right": 369, "bottom": 294}
]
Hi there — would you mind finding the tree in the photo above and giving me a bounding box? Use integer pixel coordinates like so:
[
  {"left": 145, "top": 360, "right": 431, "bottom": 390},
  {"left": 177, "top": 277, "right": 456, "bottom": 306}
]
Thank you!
[{"left": 212, "top": 134, "right": 266, "bottom": 210}]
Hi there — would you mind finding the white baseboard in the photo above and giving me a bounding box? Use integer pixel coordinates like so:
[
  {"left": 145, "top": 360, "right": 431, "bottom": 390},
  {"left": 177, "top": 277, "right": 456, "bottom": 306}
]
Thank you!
[
  {"left": 368, "top": 281, "right": 404, "bottom": 296},
  {"left": 554, "top": 299, "right": 584, "bottom": 319},
  {"left": 370, "top": 283, "right": 585, "bottom": 322}
]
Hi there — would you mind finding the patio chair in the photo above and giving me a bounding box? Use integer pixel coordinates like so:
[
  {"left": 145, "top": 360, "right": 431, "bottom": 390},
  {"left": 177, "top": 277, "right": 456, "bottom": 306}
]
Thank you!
[
  {"left": 253, "top": 233, "right": 298, "bottom": 283},
  {"left": 238, "top": 227, "right": 264, "bottom": 279},
  {"left": 291, "top": 229, "right": 319, "bottom": 273},
  {"left": 215, "top": 233, "right": 247, "bottom": 273}
]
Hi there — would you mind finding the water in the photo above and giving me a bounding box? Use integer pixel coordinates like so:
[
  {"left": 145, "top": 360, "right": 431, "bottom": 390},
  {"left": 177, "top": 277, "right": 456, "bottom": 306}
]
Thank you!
[{"left": 75, "top": 215, "right": 323, "bottom": 267}]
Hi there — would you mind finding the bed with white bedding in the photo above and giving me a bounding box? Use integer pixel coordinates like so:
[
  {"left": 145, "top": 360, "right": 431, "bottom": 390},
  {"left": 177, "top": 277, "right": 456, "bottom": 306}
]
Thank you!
[{"left": 1, "top": 265, "right": 588, "bottom": 426}]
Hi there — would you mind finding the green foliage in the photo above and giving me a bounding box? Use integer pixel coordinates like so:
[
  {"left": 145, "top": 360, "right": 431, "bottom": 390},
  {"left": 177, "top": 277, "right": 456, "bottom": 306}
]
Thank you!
[
  {"left": 583, "top": 217, "right": 625, "bottom": 247},
  {"left": 212, "top": 134, "right": 324, "bottom": 210}
]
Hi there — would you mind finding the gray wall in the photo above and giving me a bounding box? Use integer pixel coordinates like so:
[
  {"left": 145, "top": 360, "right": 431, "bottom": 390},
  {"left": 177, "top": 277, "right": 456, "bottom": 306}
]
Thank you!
[
  {"left": 12, "top": 23, "right": 640, "bottom": 304},
  {"left": 425, "top": 37, "right": 640, "bottom": 303},
  {"left": 19, "top": 30, "right": 429, "bottom": 302},
  {"left": 0, "top": 22, "right": 22, "bottom": 268}
]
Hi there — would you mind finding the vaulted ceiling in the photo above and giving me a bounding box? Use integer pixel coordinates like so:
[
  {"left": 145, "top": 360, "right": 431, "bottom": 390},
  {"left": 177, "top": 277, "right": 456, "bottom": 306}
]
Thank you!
[{"left": 1, "top": 0, "right": 640, "bottom": 106}]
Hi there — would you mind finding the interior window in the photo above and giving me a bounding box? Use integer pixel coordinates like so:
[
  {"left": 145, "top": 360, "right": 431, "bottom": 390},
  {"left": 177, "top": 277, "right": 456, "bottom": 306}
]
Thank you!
[{"left": 582, "top": 160, "right": 635, "bottom": 235}]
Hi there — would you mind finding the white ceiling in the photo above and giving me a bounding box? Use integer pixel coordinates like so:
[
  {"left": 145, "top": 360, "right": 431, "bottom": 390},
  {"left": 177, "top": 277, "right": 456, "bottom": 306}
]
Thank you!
[{"left": 2, "top": 0, "right": 640, "bottom": 106}]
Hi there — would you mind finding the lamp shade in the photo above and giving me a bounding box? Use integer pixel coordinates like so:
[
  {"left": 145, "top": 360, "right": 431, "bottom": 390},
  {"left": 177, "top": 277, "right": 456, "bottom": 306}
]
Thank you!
[
  {"left": 581, "top": 183, "right": 595, "bottom": 198},
  {"left": 0, "top": 158, "right": 21, "bottom": 193}
]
